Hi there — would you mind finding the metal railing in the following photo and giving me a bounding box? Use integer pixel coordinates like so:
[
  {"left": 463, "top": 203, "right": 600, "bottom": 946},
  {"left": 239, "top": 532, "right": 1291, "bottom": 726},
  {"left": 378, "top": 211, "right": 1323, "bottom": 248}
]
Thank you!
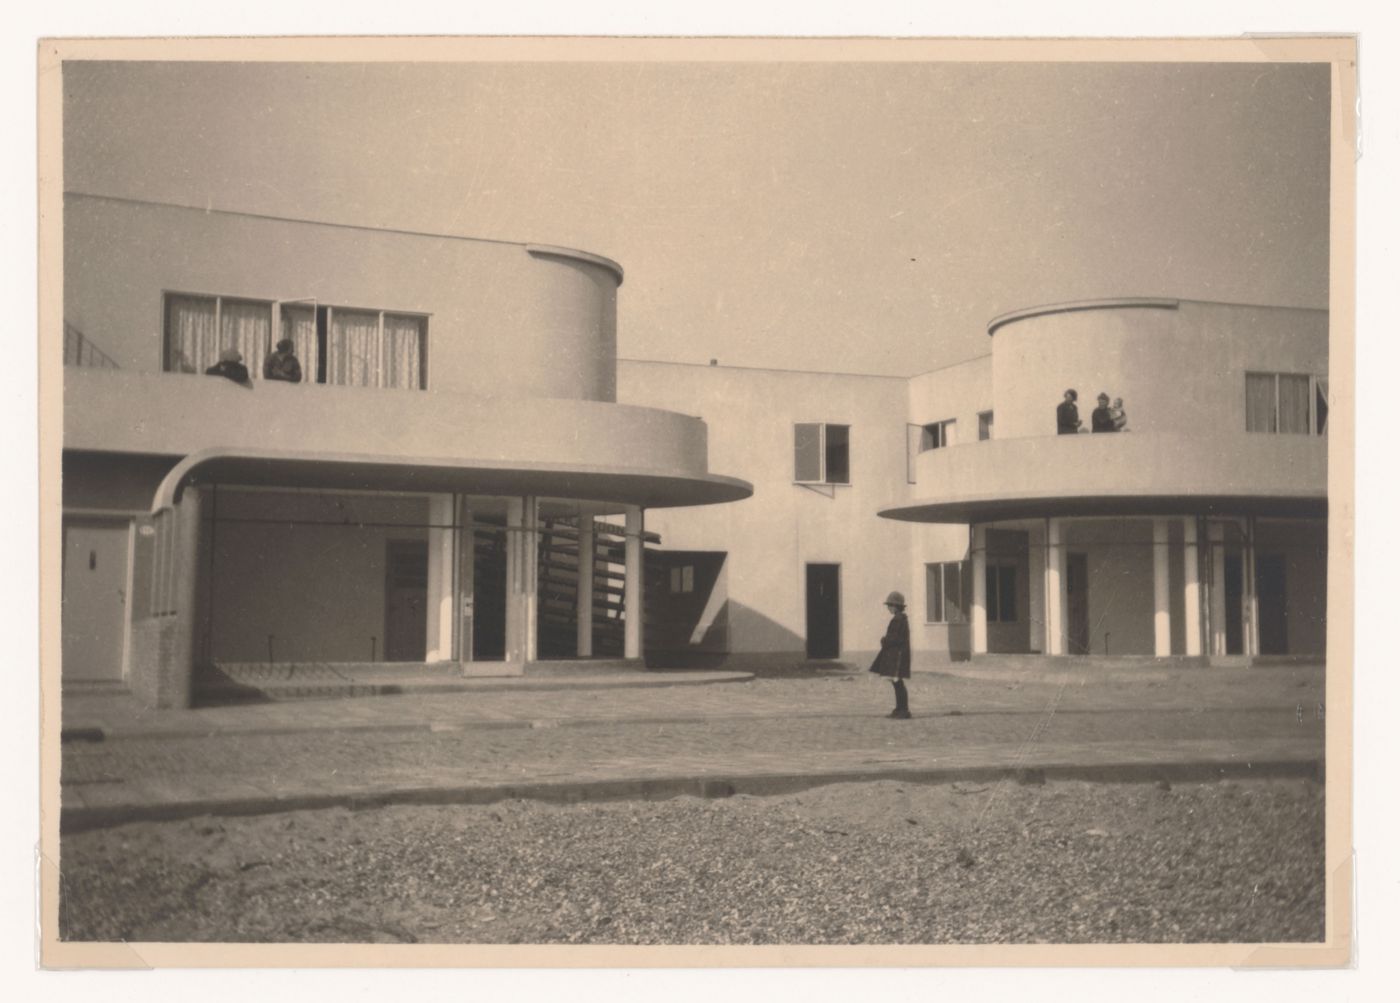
[{"left": 63, "top": 322, "right": 120, "bottom": 369}]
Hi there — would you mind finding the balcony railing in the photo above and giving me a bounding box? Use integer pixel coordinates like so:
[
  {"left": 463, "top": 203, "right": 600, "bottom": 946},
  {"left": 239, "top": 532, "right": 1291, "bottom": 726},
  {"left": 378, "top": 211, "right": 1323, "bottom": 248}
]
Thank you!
[{"left": 63, "top": 322, "right": 120, "bottom": 370}]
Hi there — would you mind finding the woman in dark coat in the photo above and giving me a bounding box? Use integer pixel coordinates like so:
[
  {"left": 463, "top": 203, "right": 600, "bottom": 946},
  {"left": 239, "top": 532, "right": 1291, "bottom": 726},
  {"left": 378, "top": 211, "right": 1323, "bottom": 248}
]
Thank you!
[{"left": 869, "top": 591, "right": 913, "bottom": 718}]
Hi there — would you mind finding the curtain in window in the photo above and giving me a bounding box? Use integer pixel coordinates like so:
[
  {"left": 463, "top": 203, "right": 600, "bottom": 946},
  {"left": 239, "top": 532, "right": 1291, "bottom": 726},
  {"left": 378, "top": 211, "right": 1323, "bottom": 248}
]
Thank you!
[
  {"left": 383, "top": 314, "right": 423, "bottom": 390},
  {"left": 1245, "top": 373, "right": 1276, "bottom": 432},
  {"left": 327, "top": 309, "right": 381, "bottom": 387},
  {"left": 220, "top": 299, "right": 272, "bottom": 378},
  {"left": 164, "top": 295, "right": 218, "bottom": 373},
  {"left": 1277, "top": 374, "right": 1311, "bottom": 434},
  {"left": 279, "top": 305, "right": 318, "bottom": 383}
]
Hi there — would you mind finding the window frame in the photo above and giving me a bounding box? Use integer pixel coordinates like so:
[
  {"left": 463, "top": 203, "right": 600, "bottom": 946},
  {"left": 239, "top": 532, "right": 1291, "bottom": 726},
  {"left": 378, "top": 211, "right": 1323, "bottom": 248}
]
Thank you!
[
  {"left": 1244, "top": 370, "right": 1327, "bottom": 436},
  {"left": 985, "top": 560, "right": 1018, "bottom": 624},
  {"left": 919, "top": 419, "right": 957, "bottom": 452},
  {"left": 793, "top": 422, "right": 852, "bottom": 486},
  {"left": 924, "top": 560, "right": 970, "bottom": 625},
  {"left": 162, "top": 290, "right": 430, "bottom": 390}
]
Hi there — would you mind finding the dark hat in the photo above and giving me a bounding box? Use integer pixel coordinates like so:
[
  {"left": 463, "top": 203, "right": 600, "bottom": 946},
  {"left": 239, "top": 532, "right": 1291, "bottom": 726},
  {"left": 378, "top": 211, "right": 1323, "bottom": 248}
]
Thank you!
[{"left": 884, "top": 591, "right": 906, "bottom": 608}]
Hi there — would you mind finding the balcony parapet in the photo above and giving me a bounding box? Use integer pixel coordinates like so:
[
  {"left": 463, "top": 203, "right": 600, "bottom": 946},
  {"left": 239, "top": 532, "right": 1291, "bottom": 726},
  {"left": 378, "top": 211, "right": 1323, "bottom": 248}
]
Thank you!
[
  {"left": 886, "top": 432, "right": 1326, "bottom": 523},
  {"left": 64, "top": 368, "right": 752, "bottom": 511}
]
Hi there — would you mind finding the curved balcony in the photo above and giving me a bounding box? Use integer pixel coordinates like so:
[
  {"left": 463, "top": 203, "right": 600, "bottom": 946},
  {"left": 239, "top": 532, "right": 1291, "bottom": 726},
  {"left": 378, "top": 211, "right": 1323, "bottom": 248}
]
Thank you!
[
  {"left": 881, "top": 432, "right": 1326, "bottom": 524},
  {"left": 64, "top": 368, "right": 752, "bottom": 511}
]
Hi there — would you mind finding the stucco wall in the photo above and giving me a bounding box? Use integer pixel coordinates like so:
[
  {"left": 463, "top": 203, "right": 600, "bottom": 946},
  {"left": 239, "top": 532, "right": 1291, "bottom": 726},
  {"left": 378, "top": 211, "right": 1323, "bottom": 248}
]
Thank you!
[
  {"left": 204, "top": 490, "right": 427, "bottom": 663},
  {"left": 64, "top": 194, "right": 620, "bottom": 402},
  {"left": 1064, "top": 519, "right": 1157, "bottom": 656},
  {"left": 990, "top": 300, "right": 1328, "bottom": 441},
  {"left": 619, "top": 361, "right": 916, "bottom": 661}
]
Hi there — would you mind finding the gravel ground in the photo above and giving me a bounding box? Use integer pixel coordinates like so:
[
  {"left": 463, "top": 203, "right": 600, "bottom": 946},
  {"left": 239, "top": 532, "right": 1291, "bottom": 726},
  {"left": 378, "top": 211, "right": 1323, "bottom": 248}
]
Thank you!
[{"left": 59, "top": 777, "right": 1324, "bottom": 945}]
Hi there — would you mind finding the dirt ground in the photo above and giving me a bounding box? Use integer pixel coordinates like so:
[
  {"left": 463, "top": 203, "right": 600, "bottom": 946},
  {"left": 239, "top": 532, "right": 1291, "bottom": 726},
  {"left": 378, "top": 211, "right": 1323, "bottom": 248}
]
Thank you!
[{"left": 59, "top": 776, "right": 1325, "bottom": 945}]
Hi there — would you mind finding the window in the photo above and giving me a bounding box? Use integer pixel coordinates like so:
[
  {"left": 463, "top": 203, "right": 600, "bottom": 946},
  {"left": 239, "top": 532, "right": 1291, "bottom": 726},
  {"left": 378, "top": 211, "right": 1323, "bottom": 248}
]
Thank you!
[
  {"left": 669, "top": 565, "right": 694, "bottom": 594},
  {"left": 925, "top": 561, "right": 970, "bottom": 623},
  {"left": 794, "top": 423, "right": 850, "bottom": 484},
  {"left": 1245, "top": 372, "right": 1327, "bottom": 435},
  {"left": 920, "top": 419, "right": 956, "bottom": 451},
  {"left": 986, "top": 562, "right": 1018, "bottom": 623},
  {"left": 164, "top": 293, "right": 272, "bottom": 376},
  {"left": 978, "top": 411, "right": 994, "bottom": 441},
  {"left": 165, "top": 292, "right": 427, "bottom": 389}
]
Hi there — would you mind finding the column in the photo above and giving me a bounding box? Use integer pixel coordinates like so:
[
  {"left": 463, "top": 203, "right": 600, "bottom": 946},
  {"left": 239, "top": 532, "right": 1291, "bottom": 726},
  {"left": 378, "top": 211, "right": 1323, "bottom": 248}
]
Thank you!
[
  {"left": 1209, "top": 521, "right": 1227, "bottom": 656},
  {"left": 1152, "top": 518, "right": 1171, "bottom": 657},
  {"left": 576, "top": 517, "right": 595, "bottom": 658},
  {"left": 457, "top": 496, "right": 475, "bottom": 664},
  {"left": 1182, "top": 517, "right": 1202, "bottom": 657},
  {"left": 1044, "top": 518, "right": 1065, "bottom": 656},
  {"left": 1244, "top": 516, "right": 1260, "bottom": 657},
  {"left": 970, "top": 524, "right": 988, "bottom": 655},
  {"left": 504, "top": 496, "right": 539, "bottom": 664},
  {"left": 624, "top": 506, "right": 644, "bottom": 660},
  {"left": 164, "top": 487, "right": 204, "bottom": 709},
  {"left": 424, "top": 493, "right": 455, "bottom": 662},
  {"left": 1028, "top": 522, "right": 1046, "bottom": 654}
]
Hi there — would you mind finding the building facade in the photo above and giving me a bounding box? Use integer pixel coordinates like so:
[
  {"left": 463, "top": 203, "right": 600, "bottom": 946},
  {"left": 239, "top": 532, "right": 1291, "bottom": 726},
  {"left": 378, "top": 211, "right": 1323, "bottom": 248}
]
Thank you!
[
  {"left": 61, "top": 194, "right": 751, "bottom": 706},
  {"left": 60, "top": 193, "right": 1328, "bottom": 705},
  {"left": 623, "top": 298, "right": 1328, "bottom": 669}
]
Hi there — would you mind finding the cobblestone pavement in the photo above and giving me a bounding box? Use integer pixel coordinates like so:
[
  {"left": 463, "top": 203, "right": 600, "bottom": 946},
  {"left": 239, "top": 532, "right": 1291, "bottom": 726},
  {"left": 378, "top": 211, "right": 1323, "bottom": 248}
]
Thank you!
[{"left": 59, "top": 666, "right": 1326, "bottom": 827}]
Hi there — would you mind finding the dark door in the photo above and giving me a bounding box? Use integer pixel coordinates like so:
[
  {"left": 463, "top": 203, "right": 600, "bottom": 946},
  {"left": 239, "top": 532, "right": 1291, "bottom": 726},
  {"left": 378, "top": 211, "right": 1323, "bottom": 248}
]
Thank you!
[
  {"left": 472, "top": 528, "right": 508, "bottom": 660},
  {"left": 1256, "top": 553, "right": 1289, "bottom": 655},
  {"left": 384, "top": 540, "right": 428, "bottom": 662},
  {"left": 805, "top": 564, "right": 841, "bottom": 659},
  {"left": 62, "top": 518, "right": 130, "bottom": 682},
  {"left": 1066, "top": 553, "right": 1089, "bottom": 655},
  {"left": 1224, "top": 554, "right": 1244, "bottom": 655}
]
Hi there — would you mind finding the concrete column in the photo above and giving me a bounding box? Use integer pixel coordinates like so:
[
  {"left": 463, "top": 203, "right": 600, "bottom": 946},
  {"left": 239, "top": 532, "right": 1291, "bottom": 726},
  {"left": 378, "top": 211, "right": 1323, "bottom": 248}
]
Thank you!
[
  {"left": 1152, "top": 518, "right": 1171, "bottom": 657},
  {"left": 1028, "top": 522, "right": 1046, "bottom": 654},
  {"left": 424, "top": 493, "right": 455, "bottom": 662},
  {"left": 970, "top": 524, "right": 988, "bottom": 655},
  {"left": 457, "top": 496, "right": 475, "bottom": 664},
  {"left": 1182, "top": 517, "right": 1202, "bottom": 657},
  {"left": 624, "top": 506, "right": 644, "bottom": 660},
  {"left": 576, "top": 518, "right": 595, "bottom": 658},
  {"left": 163, "top": 487, "right": 204, "bottom": 710},
  {"left": 504, "top": 497, "right": 539, "bottom": 664},
  {"left": 1044, "top": 518, "right": 1064, "bottom": 656},
  {"left": 1209, "top": 521, "right": 1228, "bottom": 656},
  {"left": 1244, "top": 516, "right": 1260, "bottom": 657}
]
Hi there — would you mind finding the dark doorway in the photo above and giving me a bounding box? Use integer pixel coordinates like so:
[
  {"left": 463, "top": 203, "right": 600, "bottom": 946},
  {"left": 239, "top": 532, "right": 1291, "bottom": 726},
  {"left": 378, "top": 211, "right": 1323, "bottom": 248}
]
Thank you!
[
  {"left": 1256, "top": 553, "right": 1289, "bottom": 655},
  {"left": 472, "top": 527, "right": 508, "bottom": 661},
  {"left": 384, "top": 540, "right": 427, "bottom": 662},
  {"left": 1067, "top": 552, "right": 1089, "bottom": 655},
  {"left": 1224, "top": 553, "right": 1244, "bottom": 655},
  {"left": 805, "top": 563, "right": 841, "bottom": 659}
]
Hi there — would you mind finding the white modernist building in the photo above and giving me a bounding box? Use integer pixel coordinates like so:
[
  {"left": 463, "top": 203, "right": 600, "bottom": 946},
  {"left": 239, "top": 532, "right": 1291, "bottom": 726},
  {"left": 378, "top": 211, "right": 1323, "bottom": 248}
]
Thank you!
[
  {"left": 60, "top": 195, "right": 1328, "bottom": 708},
  {"left": 625, "top": 297, "right": 1327, "bottom": 669}
]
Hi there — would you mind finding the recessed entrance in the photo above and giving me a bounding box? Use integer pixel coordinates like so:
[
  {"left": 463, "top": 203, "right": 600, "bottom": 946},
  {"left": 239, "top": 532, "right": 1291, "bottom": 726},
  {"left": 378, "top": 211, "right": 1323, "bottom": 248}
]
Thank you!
[
  {"left": 1066, "top": 552, "right": 1089, "bottom": 655},
  {"left": 805, "top": 563, "right": 841, "bottom": 659},
  {"left": 384, "top": 539, "right": 428, "bottom": 662}
]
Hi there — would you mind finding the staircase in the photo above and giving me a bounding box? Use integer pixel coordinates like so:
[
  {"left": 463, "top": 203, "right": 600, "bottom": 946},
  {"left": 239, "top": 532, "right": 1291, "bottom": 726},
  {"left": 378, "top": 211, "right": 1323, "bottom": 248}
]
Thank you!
[{"left": 536, "top": 517, "right": 658, "bottom": 658}]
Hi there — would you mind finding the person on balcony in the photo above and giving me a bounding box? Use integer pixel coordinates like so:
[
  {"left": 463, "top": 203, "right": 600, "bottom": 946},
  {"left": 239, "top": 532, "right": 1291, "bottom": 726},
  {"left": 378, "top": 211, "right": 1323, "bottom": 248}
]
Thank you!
[
  {"left": 263, "top": 338, "right": 303, "bottom": 383},
  {"left": 1091, "top": 392, "right": 1118, "bottom": 432},
  {"left": 869, "top": 591, "right": 913, "bottom": 719},
  {"left": 1056, "top": 389, "right": 1082, "bottom": 435},
  {"left": 204, "top": 348, "right": 251, "bottom": 386},
  {"left": 1110, "top": 397, "right": 1128, "bottom": 432}
]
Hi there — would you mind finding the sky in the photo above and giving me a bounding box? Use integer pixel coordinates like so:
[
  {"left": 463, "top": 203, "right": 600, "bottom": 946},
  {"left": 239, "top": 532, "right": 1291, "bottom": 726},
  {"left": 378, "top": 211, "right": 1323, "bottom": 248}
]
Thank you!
[{"left": 63, "top": 57, "right": 1331, "bottom": 377}]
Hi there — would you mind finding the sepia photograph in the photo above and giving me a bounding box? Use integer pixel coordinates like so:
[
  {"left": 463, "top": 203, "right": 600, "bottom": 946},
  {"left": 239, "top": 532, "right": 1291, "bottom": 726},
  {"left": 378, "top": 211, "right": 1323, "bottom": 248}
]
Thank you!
[{"left": 38, "top": 35, "right": 1355, "bottom": 967}]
